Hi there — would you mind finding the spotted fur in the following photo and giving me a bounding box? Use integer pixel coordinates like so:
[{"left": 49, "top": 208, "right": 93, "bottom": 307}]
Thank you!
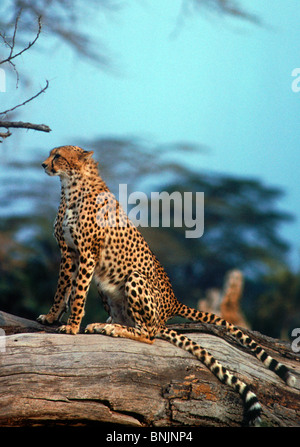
[{"left": 38, "top": 145, "right": 296, "bottom": 426}]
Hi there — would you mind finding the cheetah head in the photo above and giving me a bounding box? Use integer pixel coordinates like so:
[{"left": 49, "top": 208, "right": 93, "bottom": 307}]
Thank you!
[{"left": 42, "top": 145, "right": 94, "bottom": 178}]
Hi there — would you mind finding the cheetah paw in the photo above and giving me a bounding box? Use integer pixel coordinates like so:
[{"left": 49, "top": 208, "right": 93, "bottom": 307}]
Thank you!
[
  {"left": 85, "top": 323, "right": 107, "bottom": 334},
  {"left": 58, "top": 324, "right": 79, "bottom": 335},
  {"left": 37, "top": 314, "right": 56, "bottom": 325}
]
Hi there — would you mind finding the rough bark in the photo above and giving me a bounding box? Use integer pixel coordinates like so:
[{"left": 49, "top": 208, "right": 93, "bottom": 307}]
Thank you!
[{"left": 0, "top": 311, "right": 299, "bottom": 427}]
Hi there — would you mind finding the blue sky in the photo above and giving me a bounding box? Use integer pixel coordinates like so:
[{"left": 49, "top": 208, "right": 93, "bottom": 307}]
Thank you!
[{"left": 1, "top": 0, "right": 300, "bottom": 268}]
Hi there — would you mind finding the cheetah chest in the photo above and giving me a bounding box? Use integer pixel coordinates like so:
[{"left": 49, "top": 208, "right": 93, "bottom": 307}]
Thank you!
[{"left": 62, "top": 208, "right": 78, "bottom": 250}]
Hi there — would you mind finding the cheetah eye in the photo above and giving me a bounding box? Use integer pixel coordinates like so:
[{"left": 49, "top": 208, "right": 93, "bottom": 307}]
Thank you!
[{"left": 53, "top": 154, "right": 61, "bottom": 160}]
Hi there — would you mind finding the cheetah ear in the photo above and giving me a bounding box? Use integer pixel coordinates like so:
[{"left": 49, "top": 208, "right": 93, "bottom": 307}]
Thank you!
[{"left": 79, "top": 150, "right": 94, "bottom": 161}]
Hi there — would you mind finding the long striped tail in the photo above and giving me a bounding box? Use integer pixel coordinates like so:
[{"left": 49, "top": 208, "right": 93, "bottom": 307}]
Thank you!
[
  {"left": 159, "top": 327, "right": 262, "bottom": 425},
  {"left": 175, "top": 302, "right": 296, "bottom": 388}
]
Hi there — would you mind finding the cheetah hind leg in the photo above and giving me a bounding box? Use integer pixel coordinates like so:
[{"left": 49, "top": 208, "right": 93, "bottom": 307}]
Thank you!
[
  {"left": 85, "top": 322, "right": 155, "bottom": 344},
  {"left": 85, "top": 271, "right": 158, "bottom": 344},
  {"left": 158, "top": 327, "right": 262, "bottom": 426}
]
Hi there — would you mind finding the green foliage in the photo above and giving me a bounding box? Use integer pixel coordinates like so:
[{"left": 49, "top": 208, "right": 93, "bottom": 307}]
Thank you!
[{"left": 253, "top": 269, "right": 300, "bottom": 339}]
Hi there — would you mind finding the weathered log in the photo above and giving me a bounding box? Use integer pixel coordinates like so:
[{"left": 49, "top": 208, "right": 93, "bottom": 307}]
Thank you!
[
  {"left": 0, "top": 310, "right": 59, "bottom": 334},
  {"left": 0, "top": 311, "right": 299, "bottom": 427}
]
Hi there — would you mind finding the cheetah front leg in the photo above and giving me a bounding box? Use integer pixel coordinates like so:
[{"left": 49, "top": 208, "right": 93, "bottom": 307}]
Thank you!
[
  {"left": 85, "top": 271, "right": 158, "bottom": 344},
  {"left": 37, "top": 247, "right": 78, "bottom": 325},
  {"left": 59, "top": 257, "right": 96, "bottom": 334}
]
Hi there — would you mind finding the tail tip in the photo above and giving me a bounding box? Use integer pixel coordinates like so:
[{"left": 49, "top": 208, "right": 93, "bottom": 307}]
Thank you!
[
  {"left": 248, "top": 403, "right": 262, "bottom": 426},
  {"left": 245, "top": 392, "right": 262, "bottom": 427},
  {"left": 286, "top": 372, "right": 296, "bottom": 388},
  {"left": 249, "top": 415, "right": 262, "bottom": 427}
]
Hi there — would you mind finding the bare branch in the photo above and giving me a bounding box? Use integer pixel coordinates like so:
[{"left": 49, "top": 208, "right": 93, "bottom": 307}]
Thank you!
[
  {"left": 0, "top": 120, "right": 51, "bottom": 142},
  {"left": 0, "top": 121, "right": 51, "bottom": 132},
  {"left": 0, "top": 80, "right": 49, "bottom": 116},
  {"left": 0, "top": 78, "right": 51, "bottom": 141},
  {"left": 0, "top": 12, "right": 51, "bottom": 142}
]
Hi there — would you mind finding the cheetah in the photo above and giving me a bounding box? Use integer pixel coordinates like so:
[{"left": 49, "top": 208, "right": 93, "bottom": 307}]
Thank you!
[{"left": 38, "top": 145, "right": 296, "bottom": 426}]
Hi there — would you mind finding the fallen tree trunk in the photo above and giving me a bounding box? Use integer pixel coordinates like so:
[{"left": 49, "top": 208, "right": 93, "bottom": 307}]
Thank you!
[{"left": 0, "top": 311, "right": 299, "bottom": 427}]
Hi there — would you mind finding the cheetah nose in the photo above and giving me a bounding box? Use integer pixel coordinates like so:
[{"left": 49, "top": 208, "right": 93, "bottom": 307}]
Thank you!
[{"left": 42, "top": 163, "right": 47, "bottom": 169}]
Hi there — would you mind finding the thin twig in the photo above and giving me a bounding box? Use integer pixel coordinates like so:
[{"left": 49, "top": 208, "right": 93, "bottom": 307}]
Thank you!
[
  {"left": 0, "top": 80, "right": 49, "bottom": 116},
  {"left": 0, "top": 16, "right": 42, "bottom": 66},
  {"left": 9, "top": 10, "right": 22, "bottom": 59}
]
